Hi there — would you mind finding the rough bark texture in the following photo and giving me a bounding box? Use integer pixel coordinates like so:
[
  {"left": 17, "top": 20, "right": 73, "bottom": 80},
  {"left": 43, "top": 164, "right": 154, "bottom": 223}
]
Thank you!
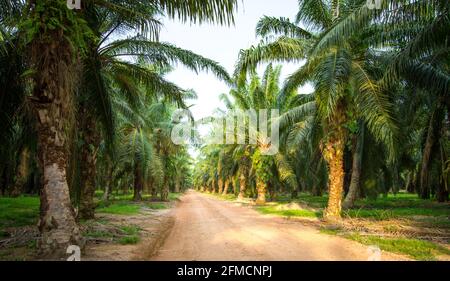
[
  {"left": 437, "top": 144, "right": 449, "bottom": 202},
  {"left": 343, "top": 125, "right": 364, "bottom": 209},
  {"left": 11, "top": 148, "right": 30, "bottom": 197},
  {"left": 255, "top": 179, "right": 267, "bottom": 205},
  {"left": 218, "top": 179, "right": 224, "bottom": 194},
  {"left": 232, "top": 178, "right": 237, "bottom": 195},
  {"left": 31, "top": 29, "right": 83, "bottom": 257},
  {"left": 323, "top": 136, "right": 345, "bottom": 221},
  {"left": 79, "top": 109, "right": 100, "bottom": 220},
  {"left": 436, "top": 183, "right": 449, "bottom": 202},
  {"left": 237, "top": 174, "right": 246, "bottom": 200},
  {"left": 405, "top": 171, "right": 416, "bottom": 193},
  {"left": 222, "top": 179, "right": 229, "bottom": 195},
  {"left": 211, "top": 179, "right": 216, "bottom": 194},
  {"left": 151, "top": 179, "right": 158, "bottom": 201},
  {"left": 161, "top": 175, "right": 169, "bottom": 202}
]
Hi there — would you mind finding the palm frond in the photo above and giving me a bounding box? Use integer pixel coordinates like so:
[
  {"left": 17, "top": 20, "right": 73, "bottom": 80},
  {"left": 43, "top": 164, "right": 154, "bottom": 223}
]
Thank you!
[{"left": 256, "top": 16, "right": 312, "bottom": 39}]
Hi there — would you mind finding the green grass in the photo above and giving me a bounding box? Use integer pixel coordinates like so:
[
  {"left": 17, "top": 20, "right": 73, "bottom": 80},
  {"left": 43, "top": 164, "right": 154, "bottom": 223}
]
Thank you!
[
  {"left": 96, "top": 190, "right": 184, "bottom": 202},
  {"left": 217, "top": 194, "right": 238, "bottom": 201},
  {"left": 210, "top": 191, "right": 449, "bottom": 222},
  {"left": 118, "top": 225, "right": 141, "bottom": 244},
  {"left": 96, "top": 192, "right": 182, "bottom": 214},
  {"left": 287, "top": 192, "right": 450, "bottom": 220},
  {"left": 83, "top": 224, "right": 141, "bottom": 245},
  {"left": 0, "top": 196, "right": 39, "bottom": 228},
  {"left": 206, "top": 192, "right": 237, "bottom": 202},
  {"left": 145, "top": 203, "right": 168, "bottom": 210},
  {"left": 343, "top": 207, "right": 449, "bottom": 220},
  {"left": 256, "top": 205, "right": 321, "bottom": 218},
  {"left": 296, "top": 194, "right": 329, "bottom": 208},
  {"left": 346, "top": 233, "right": 450, "bottom": 261},
  {"left": 168, "top": 193, "right": 183, "bottom": 201},
  {"left": 119, "top": 235, "right": 139, "bottom": 245},
  {"left": 84, "top": 230, "right": 114, "bottom": 238},
  {"left": 120, "top": 225, "right": 140, "bottom": 236},
  {"left": 413, "top": 217, "right": 450, "bottom": 229},
  {"left": 97, "top": 203, "right": 141, "bottom": 215}
]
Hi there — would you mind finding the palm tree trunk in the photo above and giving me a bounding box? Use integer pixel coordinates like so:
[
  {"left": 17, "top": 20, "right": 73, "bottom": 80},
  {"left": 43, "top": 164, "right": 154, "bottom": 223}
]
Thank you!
[
  {"left": 323, "top": 136, "right": 345, "bottom": 220},
  {"left": 11, "top": 147, "right": 30, "bottom": 197},
  {"left": 343, "top": 124, "right": 364, "bottom": 209},
  {"left": 437, "top": 144, "right": 449, "bottom": 202},
  {"left": 175, "top": 180, "right": 181, "bottom": 193},
  {"left": 232, "top": 178, "right": 237, "bottom": 195},
  {"left": 222, "top": 179, "right": 229, "bottom": 195},
  {"left": 211, "top": 178, "right": 216, "bottom": 193},
  {"left": 133, "top": 164, "right": 143, "bottom": 201},
  {"left": 420, "top": 107, "right": 440, "bottom": 199},
  {"left": 79, "top": 111, "right": 99, "bottom": 219},
  {"left": 405, "top": 171, "right": 416, "bottom": 193},
  {"left": 312, "top": 185, "right": 322, "bottom": 196},
  {"left": 218, "top": 178, "right": 224, "bottom": 194},
  {"left": 150, "top": 179, "right": 158, "bottom": 201},
  {"left": 255, "top": 178, "right": 267, "bottom": 205},
  {"left": 31, "top": 27, "right": 82, "bottom": 256},
  {"left": 161, "top": 175, "right": 169, "bottom": 201},
  {"left": 103, "top": 159, "right": 113, "bottom": 201},
  {"left": 237, "top": 174, "right": 246, "bottom": 200}
]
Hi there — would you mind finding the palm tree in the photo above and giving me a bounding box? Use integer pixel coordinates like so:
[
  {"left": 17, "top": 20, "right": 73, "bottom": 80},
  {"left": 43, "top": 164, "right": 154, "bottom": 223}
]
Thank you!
[
  {"left": 0, "top": 26, "right": 37, "bottom": 197},
  {"left": 3, "top": 0, "right": 239, "bottom": 256},
  {"left": 204, "top": 64, "right": 298, "bottom": 205},
  {"left": 237, "top": 1, "right": 397, "bottom": 219},
  {"left": 299, "top": 0, "right": 450, "bottom": 200},
  {"left": 76, "top": 8, "right": 233, "bottom": 218},
  {"left": 173, "top": 149, "right": 192, "bottom": 193}
]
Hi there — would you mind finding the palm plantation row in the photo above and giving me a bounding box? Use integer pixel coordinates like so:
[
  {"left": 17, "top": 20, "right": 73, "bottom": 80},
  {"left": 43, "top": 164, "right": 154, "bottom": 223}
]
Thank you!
[
  {"left": 193, "top": 0, "right": 449, "bottom": 222},
  {"left": 0, "top": 0, "right": 238, "bottom": 257},
  {"left": 0, "top": 0, "right": 449, "bottom": 259}
]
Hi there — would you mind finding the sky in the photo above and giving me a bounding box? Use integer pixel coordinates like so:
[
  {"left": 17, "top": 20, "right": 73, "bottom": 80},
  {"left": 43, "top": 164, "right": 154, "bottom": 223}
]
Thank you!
[{"left": 159, "top": 0, "right": 313, "bottom": 122}]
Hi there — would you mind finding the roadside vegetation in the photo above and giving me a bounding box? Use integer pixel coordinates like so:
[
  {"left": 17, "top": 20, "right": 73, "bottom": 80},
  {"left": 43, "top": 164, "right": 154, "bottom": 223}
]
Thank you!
[{"left": 0, "top": 191, "right": 181, "bottom": 260}]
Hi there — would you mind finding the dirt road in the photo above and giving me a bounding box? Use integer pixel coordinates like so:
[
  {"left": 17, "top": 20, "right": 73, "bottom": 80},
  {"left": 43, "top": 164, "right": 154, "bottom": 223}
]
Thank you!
[{"left": 150, "top": 191, "right": 406, "bottom": 261}]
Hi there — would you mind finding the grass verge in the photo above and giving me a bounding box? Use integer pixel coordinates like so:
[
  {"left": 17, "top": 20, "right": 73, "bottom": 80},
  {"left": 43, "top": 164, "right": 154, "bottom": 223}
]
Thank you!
[
  {"left": 0, "top": 196, "right": 39, "bottom": 228},
  {"left": 346, "top": 233, "right": 450, "bottom": 261},
  {"left": 256, "top": 205, "right": 321, "bottom": 218}
]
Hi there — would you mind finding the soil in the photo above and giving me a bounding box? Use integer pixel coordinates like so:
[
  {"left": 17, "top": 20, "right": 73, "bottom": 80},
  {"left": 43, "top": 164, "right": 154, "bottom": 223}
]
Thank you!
[
  {"left": 83, "top": 209, "right": 174, "bottom": 261},
  {"left": 150, "top": 190, "right": 408, "bottom": 261}
]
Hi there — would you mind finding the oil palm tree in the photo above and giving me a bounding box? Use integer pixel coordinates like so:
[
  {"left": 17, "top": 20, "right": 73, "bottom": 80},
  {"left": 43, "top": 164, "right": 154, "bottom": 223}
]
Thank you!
[
  {"left": 237, "top": 1, "right": 397, "bottom": 219},
  {"left": 172, "top": 149, "right": 192, "bottom": 193},
  {"left": 76, "top": 7, "right": 232, "bottom": 218},
  {"left": 212, "top": 64, "right": 298, "bottom": 204},
  {"left": 4, "top": 0, "right": 238, "bottom": 256}
]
